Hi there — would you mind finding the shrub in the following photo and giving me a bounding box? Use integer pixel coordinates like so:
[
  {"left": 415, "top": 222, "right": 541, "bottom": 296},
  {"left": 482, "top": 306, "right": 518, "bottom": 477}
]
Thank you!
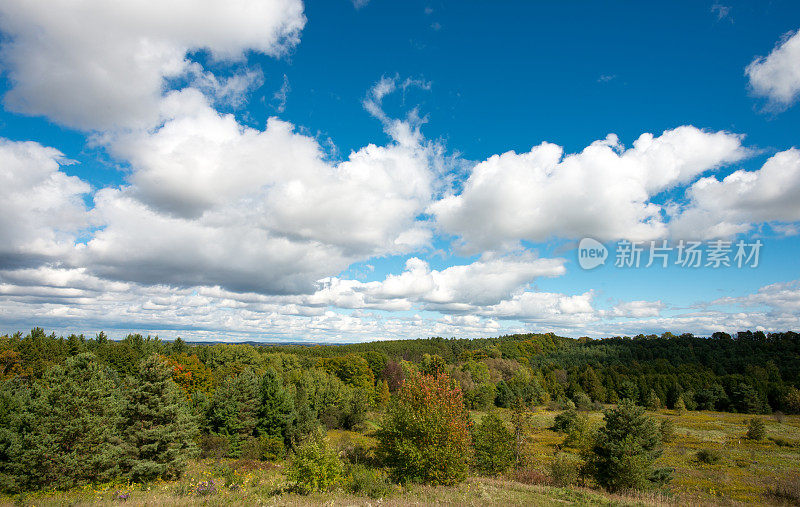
[
  {"left": 771, "top": 475, "right": 800, "bottom": 504},
  {"left": 472, "top": 412, "right": 515, "bottom": 475},
  {"left": 582, "top": 399, "right": 672, "bottom": 492},
  {"left": 549, "top": 454, "right": 580, "bottom": 486},
  {"left": 552, "top": 408, "right": 578, "bottom": 433},
  {"left": 212, "top": 462, "right": 245, "bottom": 490},
  {"left": 696, "top": 449, "right": 722, "bottom": 464},
  {"left": 198, "top": 434, "right": 230, "bottom": 459},
  {"left": 660, "top": 419, "right": 676, "bottom": 442},
  {"left": 769, "top": 437, "right": 797, "bottom": 448},
  {"left": 376, "top": 370, "right": 472, "bottom": 485},
  {"left": 240, "top": 435, "right": 285, "bottom": 461},
  {"left": 285, "top": 434, "right": 344, "bottom": 494},
  {"left": 345, "top": 464, "right": 395, "bottom": 498},
  {"left": 746, "top": 418, "right": 766, "bottom": 440},
  {"left": 573, "top": 392, "right": 592, "bottom": 411},
  {"left": 562, "top": 412, "right": 594, "bottom": 451},
  {"left": 514, "top": 467, "right": 553, "bottom": 486}
]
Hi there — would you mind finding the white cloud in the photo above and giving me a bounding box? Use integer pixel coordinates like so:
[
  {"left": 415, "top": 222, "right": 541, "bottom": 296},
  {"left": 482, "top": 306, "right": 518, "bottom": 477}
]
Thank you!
[
  {"left": 0, "top": 0, "right": 305, "bottom": 130},
  {"left": 671, "top": 149, "right": 800, "bottom": 239},
  {"left": 113, "top": 89, "right": 436, "bottom": 252},
  {"left": 81, "top": 187, "right": 351, "bottom": 294},
  {"left": 304, "top": 252, "right": 566, "bottom": 311},
  {"left": 431, "top": 126, "right": 747, "bottom": 251},
  {"left": 610, "top": 300, "right": 664, "bottom": 318},
  {"left": 746, "top": 29, "right": 800, "bottom": 108},
  {"left": 272, "top": 74, "right": 290, "bottom": 113},
  {"left": 0, "top": 139, "right": 89, "bottom": 267}
]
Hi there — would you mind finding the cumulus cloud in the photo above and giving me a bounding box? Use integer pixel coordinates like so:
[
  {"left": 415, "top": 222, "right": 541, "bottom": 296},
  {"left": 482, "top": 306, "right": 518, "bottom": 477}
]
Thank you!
[
  {"left": 0, "top": 0, "right": 305, "bottom": 130},
  {"left": 303, "top": 252, "right": 566, "bottom": 311},
  {"left": 746, "top": 29, "right": 800, "bottom": 109},
  {"left": 431, "top": 126, "right": 747, "bottom": 251},
  {"left": 0, "top": 139, "right": 90, "bottom": 268},
  {"left": 671, "top": 149, "right": 800, "bottom": 239},
  {"left": 72, "top": 87, "right": 438, "bottom": 294}
]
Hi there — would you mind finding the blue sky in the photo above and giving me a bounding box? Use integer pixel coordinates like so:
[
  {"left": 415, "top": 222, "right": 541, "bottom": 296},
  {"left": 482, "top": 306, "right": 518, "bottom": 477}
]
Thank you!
[{"left": 0, "top": 0, "right": 799, "bottom": 341}]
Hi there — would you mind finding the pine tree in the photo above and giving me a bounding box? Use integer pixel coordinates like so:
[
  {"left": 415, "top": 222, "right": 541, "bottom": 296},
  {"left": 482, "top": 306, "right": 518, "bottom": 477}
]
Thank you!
[
  {"left": 285, "top": 383, "right": 318, "bottom": 448},
  {"left": 122, "top": 355, "right": 197, "bottom": 482},
  {"left": 583, "top": 399, "right": 672, "bottom": 491},
  {"left": 17, "top": 354, "right": 124, "bottom": 490},
  {"left": 257, "top": 369, "right": 295, "bottom": 441},
  {"left": 674, "top": 396, "right": 686, "bottom": 413},
  {"left": 206, "top": 369, "right": 260, "bottom": 456}
]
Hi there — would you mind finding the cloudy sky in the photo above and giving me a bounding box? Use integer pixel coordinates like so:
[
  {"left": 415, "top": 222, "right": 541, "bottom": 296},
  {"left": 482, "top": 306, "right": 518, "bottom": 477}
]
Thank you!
[{"left": 1, "top": 0, "right": 799, "bottom": 342}]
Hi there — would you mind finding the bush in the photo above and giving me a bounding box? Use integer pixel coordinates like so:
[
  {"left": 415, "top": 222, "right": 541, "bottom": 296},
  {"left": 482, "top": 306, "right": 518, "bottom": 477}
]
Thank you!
[
  {"left": 562, "top": 412, "right": 594, "bottom": 451},
  {"left": 472, "top": 412, "right": 515, "bottom": 475},
  {"left": 198, "top": 434, "right": 230, "bottom": 458},
  {"left": 240, "top": 435, "right": 285, "bottom": 461},
  {"left": 769, "top": 437, "right": 797, "bottom": 448},
  {"left": 345, "top": 464, "right": 395, "bottom": 498},
  {"left": 582, "top": 399, "right": 672, "bottom": 492},
  {"left": 771, "top": 475, "right": 800, "bottom": 504},
  {"left": 573, "top": 392, "right": 592, "bottom": 411},
  {"left": 549, "top": 454, "right": 580, "bottom": 486},
  {"left": 552, "top": 408, "right": 578, "bottom": 433},
  {"left": 285, "top": 435, "right": 344, "bottom": 494},
  {"left": 696, "top": 449, "right": 722, "bottom": 464},
  {"left": 660, "top": 419, "right": 676, "bottom": 442},
  {"left": 746, "top": 418, "right": 766, "bottom": 440},
  {"left": 376, "top": 370, "right": 472, "bottom": 485},
  {"left": 514, "top": 467, "right": 553, "bottom": 486}
]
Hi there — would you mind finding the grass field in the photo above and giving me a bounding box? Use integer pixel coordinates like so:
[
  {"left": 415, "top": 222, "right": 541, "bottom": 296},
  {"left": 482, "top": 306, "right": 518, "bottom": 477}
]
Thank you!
[{"left": 3, "top": 408, "right": 798, "bottom": 506}]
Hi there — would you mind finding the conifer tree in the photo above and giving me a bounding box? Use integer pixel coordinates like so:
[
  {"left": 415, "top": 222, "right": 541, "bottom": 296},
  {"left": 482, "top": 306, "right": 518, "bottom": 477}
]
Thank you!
[
  {"left": 257, "top": 368, "right": 295, "bottom": 441},
  {"left": 583, "top": 399, "right": 672, "bottom": 491},
  {"left": 206, "top": 369, "right": 260, "bottom": 456},
  {"left": 17, "top": 353, "right": 124, "bottom": 490},
  {"left": 122, "top": 355, "right": 197, "bottom": 482}
]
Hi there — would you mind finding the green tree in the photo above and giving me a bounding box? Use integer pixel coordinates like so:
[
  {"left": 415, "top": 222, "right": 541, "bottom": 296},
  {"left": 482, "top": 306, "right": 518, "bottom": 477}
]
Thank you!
[
  {"left": 122, "top": 355, "right": 198, "bottom": 482},
  {"left": 206, "top": 369, "right": 260, "bottom": 456},
  {"left": 472, "top": 412, "right": 514, "bottom": 475},
  {"left": 375, "top": 379, "right": 391, "bottom": 409},
  {"left": 376, "top": 371, "right": 472, "bottom": 485},
  {"left": 4, "top": 354, "right": 123, "bottom": 491},
  {"left": 256, "top": 369, "right": 295, "bottom": 442},
  {"left": 674, "top": 396, "right": 686, "bottom": 413},
  {"left": 583, "top": 399, "right": 672, "bottom": 492}
]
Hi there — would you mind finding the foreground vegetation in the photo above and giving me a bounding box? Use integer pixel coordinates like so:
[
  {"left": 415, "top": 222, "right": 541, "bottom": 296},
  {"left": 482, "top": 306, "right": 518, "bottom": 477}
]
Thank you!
[
  {"left": 1, "top": 329, "right": 799, "bottom": 505},
  {"left": 3, "top": 408, "right": 798, "bottom": 506}
]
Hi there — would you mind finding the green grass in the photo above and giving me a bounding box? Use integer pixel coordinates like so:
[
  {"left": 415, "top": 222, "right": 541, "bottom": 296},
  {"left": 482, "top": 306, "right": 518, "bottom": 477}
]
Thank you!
[{"left": 3, "top": 409, "right": 798, "bottom": 506}]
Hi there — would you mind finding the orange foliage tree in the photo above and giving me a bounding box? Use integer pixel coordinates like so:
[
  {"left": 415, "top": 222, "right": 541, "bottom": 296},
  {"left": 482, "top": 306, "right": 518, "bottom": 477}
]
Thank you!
[{"left": 376, "top": 369, "right": 472, "bottom": 485}]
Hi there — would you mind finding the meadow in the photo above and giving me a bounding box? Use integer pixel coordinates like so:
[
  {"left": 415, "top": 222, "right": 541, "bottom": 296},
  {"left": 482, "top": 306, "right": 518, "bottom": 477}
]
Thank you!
[{"left": 4, "top": 407, "right": 798, "bottom": 507}]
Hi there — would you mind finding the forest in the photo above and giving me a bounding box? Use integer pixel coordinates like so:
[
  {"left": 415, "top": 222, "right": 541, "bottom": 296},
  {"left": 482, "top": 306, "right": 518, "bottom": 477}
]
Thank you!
[{"left": 0, "top": 328, "right": 799, "bottom": 503}]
